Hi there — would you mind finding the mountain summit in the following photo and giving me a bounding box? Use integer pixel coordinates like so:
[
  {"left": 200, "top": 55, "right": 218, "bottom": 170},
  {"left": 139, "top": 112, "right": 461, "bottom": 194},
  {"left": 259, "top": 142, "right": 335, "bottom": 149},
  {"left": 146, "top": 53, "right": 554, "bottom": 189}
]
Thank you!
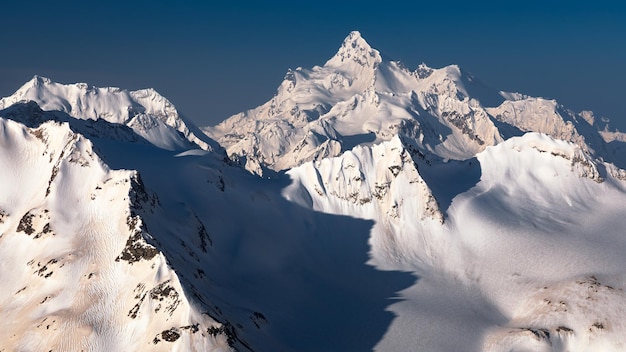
[
  {"left": 325, "top": 30, "right": 382, "bottom": 69},
  {"left": 204, "top": 31, "right": 625, "bottom": 176}
]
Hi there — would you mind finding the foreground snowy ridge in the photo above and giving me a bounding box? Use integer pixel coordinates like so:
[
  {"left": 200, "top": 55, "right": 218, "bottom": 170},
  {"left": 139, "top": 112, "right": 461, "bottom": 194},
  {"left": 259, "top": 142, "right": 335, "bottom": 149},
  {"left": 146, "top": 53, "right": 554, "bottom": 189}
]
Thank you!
[
  {"left": 0, "top": 118, "right": 231, "bottom": 351},
  {"left": 1, "top": 31, "right": 626, "bottom": 351}
]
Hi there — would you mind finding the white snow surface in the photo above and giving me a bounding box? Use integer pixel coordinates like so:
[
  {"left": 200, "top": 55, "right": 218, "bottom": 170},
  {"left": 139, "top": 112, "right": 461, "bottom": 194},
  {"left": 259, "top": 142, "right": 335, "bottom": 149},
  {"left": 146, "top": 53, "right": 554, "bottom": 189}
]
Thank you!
[
  {"left": 1, "top": 31, "right": 626, "bottom": 352},
  {"left": 0, "top": 119, "right": 230, "bottom": 351},
  {"left": 285, "top": 132, "right": 626, "bottom": 351}
]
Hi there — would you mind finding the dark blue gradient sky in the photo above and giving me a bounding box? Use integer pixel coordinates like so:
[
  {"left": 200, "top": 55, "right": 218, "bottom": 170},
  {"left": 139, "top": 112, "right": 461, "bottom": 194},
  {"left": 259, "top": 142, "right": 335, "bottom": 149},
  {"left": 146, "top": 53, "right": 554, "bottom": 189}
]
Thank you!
[{"left": 2, "top": 1, "right": 625, "bottom": 129}]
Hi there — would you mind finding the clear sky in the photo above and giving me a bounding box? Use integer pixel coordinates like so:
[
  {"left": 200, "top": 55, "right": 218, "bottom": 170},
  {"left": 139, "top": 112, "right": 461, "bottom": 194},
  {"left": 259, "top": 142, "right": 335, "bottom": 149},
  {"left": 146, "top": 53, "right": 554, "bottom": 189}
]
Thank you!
[{"left": 1, "top": 1, "right": 625, "bottom": 129}]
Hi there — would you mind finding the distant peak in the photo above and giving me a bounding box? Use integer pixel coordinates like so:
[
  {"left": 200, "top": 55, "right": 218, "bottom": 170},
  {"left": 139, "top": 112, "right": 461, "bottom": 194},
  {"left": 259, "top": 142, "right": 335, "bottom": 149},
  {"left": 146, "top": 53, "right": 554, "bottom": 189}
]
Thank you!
[
  {"left": 325, "top": 31, "right": 381, "bottom": 69},
  {"left": 339, "top": 31, "right": 374, "bottom": 55},
  {"left": 345, "top": 30, "right": 365, "bottom": 42},
  {"left": 30, "top": 75, "right": 52, "bottom": 85}
]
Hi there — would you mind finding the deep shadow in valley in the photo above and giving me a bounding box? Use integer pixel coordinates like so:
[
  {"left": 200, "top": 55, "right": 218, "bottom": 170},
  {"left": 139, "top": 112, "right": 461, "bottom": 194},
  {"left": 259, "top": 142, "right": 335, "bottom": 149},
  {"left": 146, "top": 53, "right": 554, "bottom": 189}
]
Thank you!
[
  {"left": 139, "top": 158, "right": 418, "bottom": 351},
  {"left": 416, "top": 157, "right": 482, "bottom": 215},
  {"left": 111, "top": 144, "right": 418, "bottom": 351}
]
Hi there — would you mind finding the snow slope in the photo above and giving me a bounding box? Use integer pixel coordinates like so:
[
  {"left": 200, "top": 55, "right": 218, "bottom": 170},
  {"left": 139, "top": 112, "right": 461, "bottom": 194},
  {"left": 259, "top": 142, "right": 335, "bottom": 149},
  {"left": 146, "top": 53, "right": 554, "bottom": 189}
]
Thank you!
[
  {"left": 285, "top": 132, "right": 626, "bottom": 351},
  {"left": 0, "top": 118, "right": 231, "bottom": 351}
]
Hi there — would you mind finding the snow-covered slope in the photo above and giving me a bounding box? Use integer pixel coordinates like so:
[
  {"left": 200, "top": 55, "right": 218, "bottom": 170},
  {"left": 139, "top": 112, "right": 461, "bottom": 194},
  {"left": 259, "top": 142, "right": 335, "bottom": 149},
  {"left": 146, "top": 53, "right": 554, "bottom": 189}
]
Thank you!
[
  {"left": 284, "top": 132, "right": 626, "bottom": 351},
  {"left": 0, "top": 118, "right": 230, "bottom": 351},
  {"left": 0, "top": 76, "right": 220, "bottom": 152}
]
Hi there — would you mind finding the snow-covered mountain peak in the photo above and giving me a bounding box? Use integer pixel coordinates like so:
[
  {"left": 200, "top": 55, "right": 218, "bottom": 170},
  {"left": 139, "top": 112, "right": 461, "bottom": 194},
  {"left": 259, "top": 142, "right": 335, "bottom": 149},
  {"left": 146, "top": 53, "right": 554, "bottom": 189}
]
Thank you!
[
  {"left": 0, "top": 76, "right": 220, "bottom": 152},
  {"left": 325, "top": 31, "right": 382, "bottom": 70},
  {"left": 204, "top": 31, "right": 626, "bottom": 177},
  {"left": 204, "top": 32, "right": 508, "bottom": 175},
  {"left": 30, "top": 75, "right": 53, "bottom": 86}
]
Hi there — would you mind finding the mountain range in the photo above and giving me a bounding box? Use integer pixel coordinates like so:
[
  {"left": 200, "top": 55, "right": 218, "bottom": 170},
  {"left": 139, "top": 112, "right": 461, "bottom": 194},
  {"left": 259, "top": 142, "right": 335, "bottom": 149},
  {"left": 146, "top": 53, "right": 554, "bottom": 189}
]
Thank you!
[{"left": 1, "top": 31, "right": 626, "bottom": 351}]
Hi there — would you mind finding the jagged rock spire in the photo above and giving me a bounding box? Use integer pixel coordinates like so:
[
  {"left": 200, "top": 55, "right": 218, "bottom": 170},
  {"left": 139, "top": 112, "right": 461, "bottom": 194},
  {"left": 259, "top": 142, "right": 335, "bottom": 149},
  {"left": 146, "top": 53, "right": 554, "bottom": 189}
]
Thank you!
[{"left": 325, "top": 31, "right": 382, "bottom": 69}]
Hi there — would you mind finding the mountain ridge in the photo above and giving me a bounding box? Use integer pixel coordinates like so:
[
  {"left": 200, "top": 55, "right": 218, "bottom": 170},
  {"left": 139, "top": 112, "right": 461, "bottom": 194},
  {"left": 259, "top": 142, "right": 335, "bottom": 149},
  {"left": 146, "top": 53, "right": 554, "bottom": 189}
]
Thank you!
[
  {"left": 0, "top": 75, "right": 222, "bottom": 153},
  {"left": 203, "top": 31, "right": 626, "bottom": 176}
]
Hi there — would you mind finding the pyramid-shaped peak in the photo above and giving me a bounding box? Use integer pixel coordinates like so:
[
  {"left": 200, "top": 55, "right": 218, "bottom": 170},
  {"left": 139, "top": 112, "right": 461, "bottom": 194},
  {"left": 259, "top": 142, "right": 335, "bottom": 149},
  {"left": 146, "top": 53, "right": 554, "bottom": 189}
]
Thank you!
[
  {"left": 325, "top": 31, "right": 382, "bottom": 69},
  {"left": 343, "top": 31, "right": 369, "bottom": 48}
]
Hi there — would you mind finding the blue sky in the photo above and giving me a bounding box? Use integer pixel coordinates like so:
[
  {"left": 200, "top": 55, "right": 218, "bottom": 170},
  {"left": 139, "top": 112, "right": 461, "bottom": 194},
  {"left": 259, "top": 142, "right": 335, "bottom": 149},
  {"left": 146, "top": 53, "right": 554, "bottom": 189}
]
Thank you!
[{"left": 1, "top": 1, "right": 625, "bottom": 129}]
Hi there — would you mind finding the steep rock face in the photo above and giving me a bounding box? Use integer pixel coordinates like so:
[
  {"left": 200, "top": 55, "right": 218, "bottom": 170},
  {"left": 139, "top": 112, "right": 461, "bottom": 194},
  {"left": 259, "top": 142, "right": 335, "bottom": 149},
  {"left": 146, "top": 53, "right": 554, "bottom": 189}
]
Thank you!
[
  {"left": 285, "top": 136, "right": 443, "bottom": 224},
  {"left": 284, "top": 136, "right": 452, "bottom": 271},
  {"left": 0, "top": 118, "right": 230, "bottom": 351},
  {"left": 204, "top": 31, "right": 503, "bottom": 175},
  {"left": 0, "top": 76, "right": 219, "bottom": 152}
]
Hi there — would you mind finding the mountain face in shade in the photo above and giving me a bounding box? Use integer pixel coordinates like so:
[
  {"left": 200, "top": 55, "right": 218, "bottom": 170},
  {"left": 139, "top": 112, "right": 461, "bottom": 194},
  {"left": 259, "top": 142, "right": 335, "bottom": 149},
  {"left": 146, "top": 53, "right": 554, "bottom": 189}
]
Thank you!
[{"left": 1, "top": 31, "right": 626, "bottom": 351}]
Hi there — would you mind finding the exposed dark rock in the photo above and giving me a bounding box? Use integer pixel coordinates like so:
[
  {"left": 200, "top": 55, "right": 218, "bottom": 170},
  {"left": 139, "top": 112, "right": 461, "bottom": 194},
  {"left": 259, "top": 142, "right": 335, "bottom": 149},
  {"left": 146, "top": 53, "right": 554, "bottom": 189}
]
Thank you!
[
  {"left": 129, "top": 281, "right": 179, "bottom": 319},
  {"left": 388, "top": 165, "right": 402, "bottom": 177},
  {"left": 521, "top": 327, "right": 551, "bottom": 341},
  {"left": 415, "top": 63, "right": 433, "bottom": 79},
  {"left": 116, "top": 230, "right": 159, "bottom": 264},
  {"left": 128, "top": 293, "right": 145, "bottom": 319},
  {"left": 442, "top": 110, "right": 485, "bottom": 145},
  {"left": 46, "top": 166, "right": 59, "bottom": 196},
  {"left": 591, "top": 322, "right": 605, "bottom": 330},
  {"left": 129, "top": 173, "right": 160, "bottom": 213},
  {"left": 149, "top": 280, "right": 181, "bottom": 316},
  {"left": 17, "top": 212, "right": 35, "bottom": 235},
  {"left": 195, "top": 216, "right": 213, "bottom": 252},
  {"left": 116, "top": 215, "right": 158, "bottom": 264},
  {"left": 180, "top": 324, "right": 200, "bottom": 333},
  {"left": 250, "top": 311, "right": 268, "bottom": 329},
  {"left": 34, "top": 258, "right": 58, "bottom": 278},
  {"left": 556, "top": 326, "right": 574, "bottom": 333},
  {"left": 161, "top": 328, "right": 180, "bottom": 342}
]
